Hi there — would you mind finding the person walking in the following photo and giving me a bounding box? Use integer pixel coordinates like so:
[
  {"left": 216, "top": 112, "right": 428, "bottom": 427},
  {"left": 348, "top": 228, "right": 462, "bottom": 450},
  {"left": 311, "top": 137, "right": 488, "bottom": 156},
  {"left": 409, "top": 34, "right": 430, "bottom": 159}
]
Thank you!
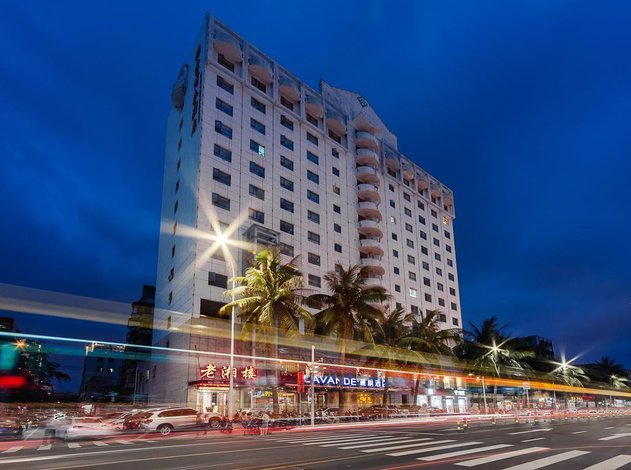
[{"left": 259, "top": 410, "right": 270, "bottom": 435}]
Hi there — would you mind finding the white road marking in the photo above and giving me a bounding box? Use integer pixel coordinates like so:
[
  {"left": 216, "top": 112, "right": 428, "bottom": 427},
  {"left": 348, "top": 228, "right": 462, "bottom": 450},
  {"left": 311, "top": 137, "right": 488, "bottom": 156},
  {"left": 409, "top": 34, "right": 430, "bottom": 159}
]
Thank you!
[
  {"left": 115, "top": 440, "right": 134, "bottom": 445},
  {"left": 302, "top": 436, "right": 383, "bottom": 446},
  {"left": 418, "top": 444, "right": 513, "bottom": 461},
  {"left": 455, "top": 447, "right": 549, "bottom": 467},
  {"left": 37, "top": 444, "right": 52, "bottom": 451},
  {"left": 319, "top": 436, "right": 411, "bottom": 447},
  {"left": 339, "top": 438, "right": 432, "bottom": 449},
  {"left": 92, "top": 441, "right": 108, "bottom": 446},
  {"left": 598, "top": 433, "right": 631, "bottom": 441},
  {"left": 362, "top": 439, "right": 454, "bottom": 453},
  {"left": 573, "top": 431, "right": 587, "bottom": 434},
  {"left": 275, "top": 433, "right": 365, "bottom": 442},
  {"left": 581, "top": 455, "right": 631, "bottom": 470},
  {"left": 508, "top": 428, "right": 552, "bottom": 435},
  {"left": 67, "top": 442, "right": 81, "bottom": 449},
  {"left": 522, "top": 437, "right": 545, "bottom": 442},
  {"left": 2, "top": 446, "right": 23, "bottom": 453},
  {"left": 502, "top": 450, "right": 590, "bottom": 470},
  {"left": 387, "top": 441, "right": 482, "bottom": 457},
  {"left": 604, "top": 427, "right": 614, "bottom": 429}
]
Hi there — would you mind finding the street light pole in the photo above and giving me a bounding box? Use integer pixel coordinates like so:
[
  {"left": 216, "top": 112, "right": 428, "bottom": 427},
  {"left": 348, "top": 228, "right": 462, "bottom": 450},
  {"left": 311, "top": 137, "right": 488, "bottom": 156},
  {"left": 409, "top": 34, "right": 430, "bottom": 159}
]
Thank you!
[
  {"left": 227, "top": 257, "right": 236, "bottom": 421},
  {"left": 481, "top": 375, "right": 488, "bottom": 414},
  {"left": 311, "top": 345, "right": 315, "bottom": 426}
]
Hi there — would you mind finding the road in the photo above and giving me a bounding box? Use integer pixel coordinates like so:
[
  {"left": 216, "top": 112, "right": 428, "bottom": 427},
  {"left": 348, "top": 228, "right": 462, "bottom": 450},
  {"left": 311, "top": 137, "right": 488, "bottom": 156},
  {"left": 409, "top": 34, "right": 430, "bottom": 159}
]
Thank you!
[{"left": 1, "top": 415, "right": 630, "bottom": 469}]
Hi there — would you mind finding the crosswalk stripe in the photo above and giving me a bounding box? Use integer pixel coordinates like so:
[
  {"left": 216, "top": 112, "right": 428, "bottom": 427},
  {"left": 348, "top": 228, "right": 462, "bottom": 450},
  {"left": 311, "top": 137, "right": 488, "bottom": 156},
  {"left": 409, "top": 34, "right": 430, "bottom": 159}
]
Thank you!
[
  {"left": 581, "top": 455, "right": 631, "bottom": 470},
  {"left": 522, "top": 438, "right": 545, "bottom": 443},
  {"left": 501, "top": 450, "right": 590, "bottom": 470},
  {"left": 67, "top": 443, "right": 81, "bottom": 449},
  {"left": 387, "top": 441, "right": 482, "bottom": 458},
  {"left": 598, "top": 433, "right": 631, "bottom": 441},
  {"left": 300, "top": 436, "right": 382, "bottom": 445},
  {"left": 340, "top": 438, "right": 432, "bottom": 450},
  {"left": 318, "top": 436, "right": 406, "bottom": 447},
  {"left": 604, "top": 427, "right": 614, "bottom": 429},
  {"left": 418, "top": 444, "right": 513, "bottom": 461},
  {"left": 115, "top": 440, "right": 134, "bottom": 445},
  {"left": 143, "top": 440, "right": 158, "bottom": 443},
  {"left": 92, "top": 441, "right": 108, "bottom": 446},
  {"left": 37, "top": 444, "right": 52, "bottom": 451},
  {"left": 508, "top": 428, "right": 552, "bottom": 435},
  {"left": 276, "top": 433, "right": 369, "bottom": 443},
  {"left": 362, "top": 439, "right": 454, "bottom": 454},
  {"left": 2, "top": 446, "right": 23, "bottom": 453},
  {"left": 455, "top": 447, "right": 549, "bottom": 467},
  {"left": 573, "top": 431, "right": 587, "bottom": 434}
]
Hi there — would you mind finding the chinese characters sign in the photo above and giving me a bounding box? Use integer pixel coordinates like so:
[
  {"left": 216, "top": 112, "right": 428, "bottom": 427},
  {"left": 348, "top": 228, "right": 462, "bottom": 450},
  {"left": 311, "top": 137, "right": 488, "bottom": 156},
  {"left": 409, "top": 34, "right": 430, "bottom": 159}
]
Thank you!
[{"left": 199, "top": 363, "right": 257, "bottom": 381}]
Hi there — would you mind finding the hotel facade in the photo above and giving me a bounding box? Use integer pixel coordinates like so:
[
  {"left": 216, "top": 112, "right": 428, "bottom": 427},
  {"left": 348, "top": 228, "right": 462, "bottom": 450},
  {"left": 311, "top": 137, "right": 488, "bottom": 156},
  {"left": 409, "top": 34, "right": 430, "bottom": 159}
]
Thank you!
[{"left": 148, "top": 14, "right": 465, "bottom": 414}]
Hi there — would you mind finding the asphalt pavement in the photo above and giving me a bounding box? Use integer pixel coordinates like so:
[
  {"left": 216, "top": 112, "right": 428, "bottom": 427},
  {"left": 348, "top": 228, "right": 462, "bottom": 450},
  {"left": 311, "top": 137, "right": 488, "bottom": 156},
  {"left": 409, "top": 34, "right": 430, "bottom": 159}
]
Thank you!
[{"left": 1, "top": 414, "right": 630, "bottom": 469}]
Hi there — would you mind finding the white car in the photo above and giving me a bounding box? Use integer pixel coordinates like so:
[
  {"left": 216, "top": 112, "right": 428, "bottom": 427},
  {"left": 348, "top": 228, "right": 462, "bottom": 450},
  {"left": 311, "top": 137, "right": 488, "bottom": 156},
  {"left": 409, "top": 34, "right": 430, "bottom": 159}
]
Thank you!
[
  {"left": 139, "top": 408, "right": 201, "bottom": 435},
  {"left": 62, "top": 417, "right": 118, "bottom": 441}
]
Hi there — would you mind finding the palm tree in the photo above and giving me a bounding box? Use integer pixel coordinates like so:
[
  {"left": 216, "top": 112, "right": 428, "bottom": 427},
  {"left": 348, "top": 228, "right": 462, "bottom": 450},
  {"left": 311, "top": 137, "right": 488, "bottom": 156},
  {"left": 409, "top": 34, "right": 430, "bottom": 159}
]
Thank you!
[
  {"left": 590, "top": 356, "right": 627, "bottom": 382},
  {"left": 221, "top": 249, "right": 311, "bottom": 414},
  {"left": 307, "top": 265, "right": 390, "bottom": 409},
  {"left": 399, "top": 310, "right": 461, "bottom": 403},
  {"left": 549, "top": 364, "right": 590, "bottom": 387}
]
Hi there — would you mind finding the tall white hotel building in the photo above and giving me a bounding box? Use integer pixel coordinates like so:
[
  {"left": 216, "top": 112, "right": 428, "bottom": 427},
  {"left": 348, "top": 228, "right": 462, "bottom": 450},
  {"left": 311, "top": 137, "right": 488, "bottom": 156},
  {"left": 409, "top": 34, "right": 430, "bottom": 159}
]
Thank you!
[{"left": 149, "top": 14, "right": 462, "bottom": 409}]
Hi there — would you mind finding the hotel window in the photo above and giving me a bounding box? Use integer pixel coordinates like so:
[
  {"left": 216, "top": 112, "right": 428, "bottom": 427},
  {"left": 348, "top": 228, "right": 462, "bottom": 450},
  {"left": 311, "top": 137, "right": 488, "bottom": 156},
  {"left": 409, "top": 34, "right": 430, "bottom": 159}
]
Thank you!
[
  {"left": 249, "top": 161, "right": 265, "bottom": 178},
  {"left": 411, "top": 305, "right": 419, "bottom": 316},
  {"left": 172, "top": 222, "right": 177, "bottom": 234},
  {"left": 332, "top": 148, "right": 339, "bottom": 158},
  {"left": 436, "top": 267, "right": 443, "bottom": 276},
  {"left": 422, "top": 261, "right": 429, "bottom": 271},
  {"left": 280, "top": 114, "right": 294, "bottom": 130},
  {"left": 212, "top": 168, "right": 231, "bottom": 186},
  {"left": 216, "top": 75, "right": 234, "bottom": 94},
  {"left": 448, "top": 273, "right": 455, "bottom": 281},
  {"left": 173, "top": 201, "right": 178, "bottom": 214},
  {"left": 178, "top": 138, "right": 182, "bottom": 150},
  {"left": 437, "top": 282, "right": 444, "bottom": 291},
  {"left": 216, "top": 98, "right": 233, "bottom": 116},
  {"left": 308, "top": 274, "right": 321, "bottom": 288},
  {"left": 168, "top": 268, "right": 174, "bottom": 282},
  {"left": 280, "top": 95, "right": 294, "bottom": 110},
  {"left": 390, "top": 216, "right": 396, "bottom": 224},
  {"left": 306, "top": 113, "right": 319, "bottom": 126},
  {"left": 389, "top": 200, "right": 396, "bottom": 208},
  {"left": 332, "top": 185, "right": 340, "bottom": 195},
  {"left": 432, "top": 223, "right": 439, "bottom": 232},
  {"left": 176, "top": 158, "right": 181, "bottom": 171},
  {"left": 446, "top": 245, "right": 452, "bottom": 253},
  {"left": 280, "top": 176, "right": 294, "bottom": 191},
  {"left": 431, "top": 209, "right": 438, "bottom": 218},
  {"left": 251, "top": 97, "right": 266, "bottom": 114},
  {"left": 213, "top": 144, "right": 232, "bottom": 162},
  {"left": 391, "top": 233, "right": 398, "bottom": 241},
  {"left": 438, "top": 313, "right": 447, "bottom": 322},
  {"left": 306, "top": 151, "right": 319, "bottom": 165},
  {"left": 420, "top": 231, "right": 427, "bottom": 240},
  {"left": 407, "top": 255, "right": 415, "bottom": 265},
  {"left": 307, "top": 190, "right": 320, "bottom": 204},
  {"left": 167, "top": 291, "right": 172, "bottom": 305},
  {"left": 408, "top": 271, "right": 416, "bottom": 281},
  {"left": 251, "top": 75, "right": 266, "bottom": 92},
  {"left": 443, "top": 216, "right": 450, "bottom": 225},
  {"left": 419, "top": 215, "right": 426, "bottom": 225},
  {"left": 433, "top": 238, "right": 440, "bottom": 247},
  {"left": 387, "top": 168, "right": 397, "bottom": 178},
  {"left": 447, "top": 259, "right": 454, "bottom": 267},
  {"left": 403, "top": 192, "right": 411, "bottom": 202},
  {"left": 332, "top": 166, "right": 339, "bottom": 176},
  {"left": 280, "top": 135, "right": 294, "bottom": 150},
  {"left": 248, "top": 208, "right": 264, "bottom": 224},
  {"left": 215, "top": 120, "right": 232, "bottom": 139},
  {"left": 250, "top": 139, "right": 265, "bottom": 157},
  {"left": 328, "top": 129, "right": 342, "bottom": 144},
  {"left": 280, "top": 220, "right": 294, "bottom": 235},
  {"left": 250, "top": 118, "right": 265, "bottom": 135},
  {"left": 406, "top": 239, "right": 414, "bottom": 248},
  {"left": 444, "top": 230, "right": 451, "bottom": 239},
  {"left": 333, "top": 223, "right": 341, "bottom": 233},
  {"left": 417, "top": 200, "right": 424, "bottom": 210},
  {"left": 307, "top": 231, "right": 320, "bottom": 245},
  {"left": 208, "top": 272, "right": 229, "bottom": 289},
  {"left": 405, "top": 223, "right": 413, "bottom": 233},
  {"left": 452, "top": 317, "right": 459, "bottom": 326},
  {"left": 218, "top": 53, "right": 235, "bottom": 72},
  {"left": 307, "top": 170, "right": 320, "bottom": 184},
  {"left": 438, "top": 298, "right": 445, "bottom": 307},
  {"left": 333, "top": 204, "right": 341, "bottom": 214},
  {"left": 395, "top": 285, "right": 401, "bottom": 293},
  {"left": 211, "top": 193, "right": 230, "bottom": 211},
  {"left": 449, "top": 287, "right": 456, "bottom": 295},
  {"left": 425, "top": 293, "right": 432, "bottom": 302},
  {"left": 404, "top": 208, "right": 412, "bottom": 217},
  {"left": 306, "top": 132, "right": 319, "bottom": 146},
  {"left": 171, "top": 245, "right": 176, "bottom": 258},
  {"left": 334, "top": 243, "right": 342, "bottom": 253},
  {"left": 280, "top": 243, "right": 294, "bottom": 256},
  {"left": 307, "top": 210, "right": 320, "bottom": 224},
  {"left": 421, "top": 246, "right": 429, "bottom": 255},
  {"left": 308, "top": 253, "right": 321, "bottom": 266},
  {"left": 280, "top": 155, "right": 294, "bottom": 171},
  {"left": 423, "top": 277, "right": 431, "bottom": 286},
  {"left": 409, "top": 288, "right": 418, "bottom": 298},
  {"left": 249, "top": 184, "right": 265, "bottom": 200},
  {"left": 389, "top": 184, "right": 394, "bottom": 192},
  {"left": 280, "top": 198, "right": 294, "bottom": 213},
  {"left": 393, "top": 267, "right": 400, "bottom": 275},
  {"left": 392, "top": 249, "right": 399, "bottom": 258},
  {"left": 451, "top": 302, "right": 458, "bottom": 311},
  {"left": 434, "top": 253, "right": 441, "bottom": 261}
]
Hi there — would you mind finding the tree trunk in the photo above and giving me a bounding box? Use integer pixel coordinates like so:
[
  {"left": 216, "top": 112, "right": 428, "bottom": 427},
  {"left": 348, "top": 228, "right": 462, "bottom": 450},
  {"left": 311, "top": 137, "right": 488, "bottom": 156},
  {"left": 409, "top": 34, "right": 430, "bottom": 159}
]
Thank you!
[
  {"left": 413, "top": 375, "right": 420, "bottom": 405},
  {"left": 338, "top": 338, "right": 346, "bottom": 412},
  {"left": 272, "top": 317, "right": 280, "bottom": 416},
  {"left": 383, "top": 373, "right": 389, "bottom": 405}
]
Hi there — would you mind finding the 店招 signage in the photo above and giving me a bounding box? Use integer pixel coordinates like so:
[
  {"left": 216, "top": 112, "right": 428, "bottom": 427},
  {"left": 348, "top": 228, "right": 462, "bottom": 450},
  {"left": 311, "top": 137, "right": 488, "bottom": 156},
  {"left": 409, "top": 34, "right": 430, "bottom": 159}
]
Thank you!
[{"left": 307, "top": 375, "right": 386, "bottom": 388}]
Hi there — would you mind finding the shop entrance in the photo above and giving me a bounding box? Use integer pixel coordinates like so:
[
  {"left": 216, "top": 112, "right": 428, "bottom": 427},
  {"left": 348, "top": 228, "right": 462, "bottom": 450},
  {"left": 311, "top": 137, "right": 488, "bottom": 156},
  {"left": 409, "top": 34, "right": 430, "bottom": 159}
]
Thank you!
[{"left": 197, "top": 388, "right": 228, "bottom": 415}]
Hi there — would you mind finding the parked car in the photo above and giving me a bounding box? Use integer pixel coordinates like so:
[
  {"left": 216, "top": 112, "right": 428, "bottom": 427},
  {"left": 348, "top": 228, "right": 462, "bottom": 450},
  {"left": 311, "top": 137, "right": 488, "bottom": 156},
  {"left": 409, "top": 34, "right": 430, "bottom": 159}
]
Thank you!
[
  {"left": 62, "top": 417, "right": 118, "bottom": 441},
  {"left": 139, "top": 408, "right": 202, "bottom": 435},
  {"left": 0, "top": 417, "right": 24, "bottom": 440}
]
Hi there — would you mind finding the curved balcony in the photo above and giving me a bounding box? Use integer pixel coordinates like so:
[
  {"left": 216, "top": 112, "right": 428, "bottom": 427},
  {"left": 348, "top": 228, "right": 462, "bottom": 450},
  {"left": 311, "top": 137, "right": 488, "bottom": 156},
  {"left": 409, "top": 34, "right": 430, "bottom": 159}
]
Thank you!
[
  {"left": 362, "top": 276, "right": 385, "bottom": 290},
  {"left": 385, "top": 153, "right": 399, "bottom": 171},
  {"left": 356, "top": 148, "right": 379, "bottom": 167},
  {"left": 360, "top": 258, "right": 386, "bottom": 276},
  {"left": 213, "top": 30, "right": 242, "bottom": 63},
  {"left": 248, "top": 55, "right": 273, "bottom": 83},
  {"left": 355, "top": 131, "right": 379, "bottom": 151},
  {"left": 356, "top": 166, "right": 380, "bottom": 185},
  {"left": 417, "top": 176, "right": 429, "bottom": 191},
  {"left": 305, "top": 95, "right": 324, "bottom": 118},
  {"left": 359, "top": 239, "right": 384, "bottom": 256},
  {"left": 443, "top": 192, "right": 454, "bottom": 206},
  {"left": 430, "top": 182, "right": 441, "bottom": 197},
  {"left": 402, "top": 162, "right": 414, "bottom": 180},
  {"left": 279, "top": 76, "right": 300, "bottom": 101},
  {"left": 356, "top": 184, "right": 381, "bottom": 203},
  {"left": 326, "top": 108, "right": 347, "bottom": 135},
  {"left": 358, "top": 219, "right": 383, "bottom": 238},
  {"left": 357, "top": 201, "right": 382, "bottom": 220}
]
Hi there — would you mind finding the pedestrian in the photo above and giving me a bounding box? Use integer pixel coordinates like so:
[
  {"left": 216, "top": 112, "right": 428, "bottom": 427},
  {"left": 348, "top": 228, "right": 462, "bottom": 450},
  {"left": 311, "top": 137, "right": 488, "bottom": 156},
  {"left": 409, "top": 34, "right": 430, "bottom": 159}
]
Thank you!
[
  {"left": 259, "top": 410, "right": 270, "bottom": 435},
  {"left": 43, "top": 413, "right": 65, "bottom": 444}
]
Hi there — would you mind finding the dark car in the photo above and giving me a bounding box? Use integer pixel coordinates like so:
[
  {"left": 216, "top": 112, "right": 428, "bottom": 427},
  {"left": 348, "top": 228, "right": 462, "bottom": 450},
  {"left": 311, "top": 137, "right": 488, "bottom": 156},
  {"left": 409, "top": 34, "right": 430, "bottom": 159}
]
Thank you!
[{"left": 0, "top": 418, "right": 24, "bottom": 440}]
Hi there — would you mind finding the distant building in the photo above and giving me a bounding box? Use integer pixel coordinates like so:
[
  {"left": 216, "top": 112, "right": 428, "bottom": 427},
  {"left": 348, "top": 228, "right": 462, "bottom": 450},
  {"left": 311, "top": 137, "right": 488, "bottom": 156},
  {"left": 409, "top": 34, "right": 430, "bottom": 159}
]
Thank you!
[
  {"left": 0, "top": 317, "right": 19, "bottom": 333},
  {"left": 79, "top": 343, "right": 126, "bottom": 401},
  {"left": 521, "top": 336, "right": 555, "bottom": 359}
]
